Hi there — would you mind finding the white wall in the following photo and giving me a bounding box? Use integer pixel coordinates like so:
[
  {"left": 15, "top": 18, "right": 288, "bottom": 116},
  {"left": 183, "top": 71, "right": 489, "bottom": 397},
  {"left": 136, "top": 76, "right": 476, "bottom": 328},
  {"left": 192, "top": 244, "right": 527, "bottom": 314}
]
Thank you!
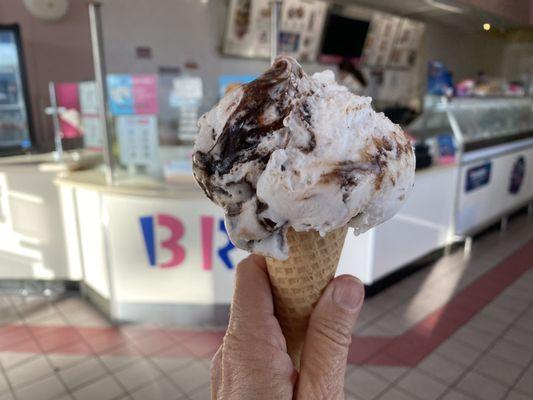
[
  {"left": 502, "top": 42, "right": 533, "bottom": 84},
  {"left": 98, "top": 0, "right": 508, "bottom": 108},
  {"left": 421, "top": 24, "right": 505, "bottom": 81},
  {"left": 99, "top": 0, "right": 327, "bottom": 111}
]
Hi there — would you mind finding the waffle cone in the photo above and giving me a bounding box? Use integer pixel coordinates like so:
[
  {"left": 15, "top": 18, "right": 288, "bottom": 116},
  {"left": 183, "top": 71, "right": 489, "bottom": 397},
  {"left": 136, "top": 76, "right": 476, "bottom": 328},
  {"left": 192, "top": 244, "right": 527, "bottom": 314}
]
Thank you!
[{"left": 266, "top": 225, "right": 348, "bottom": 369}]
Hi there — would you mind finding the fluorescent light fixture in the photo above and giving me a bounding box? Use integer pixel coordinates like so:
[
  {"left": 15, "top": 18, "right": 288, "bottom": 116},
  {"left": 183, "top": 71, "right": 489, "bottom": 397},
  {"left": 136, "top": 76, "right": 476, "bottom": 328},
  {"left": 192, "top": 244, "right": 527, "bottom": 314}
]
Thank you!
[{"left": 426, "top": 0, "right": 465, "bottom": 14}]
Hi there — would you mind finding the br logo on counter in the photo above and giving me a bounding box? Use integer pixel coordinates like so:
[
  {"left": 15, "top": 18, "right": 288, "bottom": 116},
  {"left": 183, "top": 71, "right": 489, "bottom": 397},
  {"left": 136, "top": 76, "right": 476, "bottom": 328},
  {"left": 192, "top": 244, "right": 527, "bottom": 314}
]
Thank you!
[{"left": 139, "top": 214, "right": 236, "bottom": 270}]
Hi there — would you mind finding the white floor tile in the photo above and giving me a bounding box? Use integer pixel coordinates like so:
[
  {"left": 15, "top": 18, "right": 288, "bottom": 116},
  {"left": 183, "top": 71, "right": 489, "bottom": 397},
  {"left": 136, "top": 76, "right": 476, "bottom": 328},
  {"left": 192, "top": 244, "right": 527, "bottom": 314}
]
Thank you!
[{"left": 71, "top": 376, "right": 124, "bottom": 400}]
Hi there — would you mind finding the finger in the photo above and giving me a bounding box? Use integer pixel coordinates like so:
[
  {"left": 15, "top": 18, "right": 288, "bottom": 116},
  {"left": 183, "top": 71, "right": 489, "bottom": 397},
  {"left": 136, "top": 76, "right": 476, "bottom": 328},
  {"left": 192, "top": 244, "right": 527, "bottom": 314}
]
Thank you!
[
  {"left": 297, "top": 275, "right": 364, "bottom": 399},
  {"left": 231, "top": 254, "right": 272, "bottom": 317},
  {"left": 210, "top": 346, "right": 223, "bottom": 400},
  {"left": 227, "top": 254, "right": 285, "bottom": 350},
  {"left": 218, "top": 255, "right": 295, "bottom": 399}
]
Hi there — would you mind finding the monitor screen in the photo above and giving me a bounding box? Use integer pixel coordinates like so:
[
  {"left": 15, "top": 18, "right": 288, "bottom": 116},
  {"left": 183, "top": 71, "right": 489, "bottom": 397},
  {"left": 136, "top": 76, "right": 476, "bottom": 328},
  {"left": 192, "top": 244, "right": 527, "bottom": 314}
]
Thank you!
[
  {"left": 320, "top": 14, "right": 370, "bottom": 59},
  {"left": 0, "top": 26, "right": 32, "bottom": 151}
]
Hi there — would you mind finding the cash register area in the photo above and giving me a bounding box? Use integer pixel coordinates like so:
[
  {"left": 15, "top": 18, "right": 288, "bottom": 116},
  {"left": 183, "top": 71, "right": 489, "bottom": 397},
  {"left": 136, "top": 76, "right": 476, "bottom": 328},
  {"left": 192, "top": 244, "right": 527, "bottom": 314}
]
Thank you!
[{"left": 1, "top": 0, "right": 533, "bottom": 399}]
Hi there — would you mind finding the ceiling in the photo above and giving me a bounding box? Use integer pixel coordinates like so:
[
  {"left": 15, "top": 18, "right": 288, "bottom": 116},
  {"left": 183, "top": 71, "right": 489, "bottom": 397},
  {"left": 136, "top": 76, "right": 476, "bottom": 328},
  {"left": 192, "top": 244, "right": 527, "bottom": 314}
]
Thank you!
[{"left": 333, "top": 0, "right": 529, "bottom": 32}]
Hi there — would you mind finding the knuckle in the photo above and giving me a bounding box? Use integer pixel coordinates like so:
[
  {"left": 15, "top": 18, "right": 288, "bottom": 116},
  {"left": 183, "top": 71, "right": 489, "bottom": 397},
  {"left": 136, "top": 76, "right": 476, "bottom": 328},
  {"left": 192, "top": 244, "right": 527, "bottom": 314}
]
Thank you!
[
  {"left": 223, "top": 330, "right": 284, "bottom": 366},
  {"left": 235, "top": 258, "right": 247, "bottom": 273},
  {"left": 228, "top": 311, "right": 281, "bottom": 343},
  {"left": 310, "top": 315, "right": 353, "bottom": 349}
]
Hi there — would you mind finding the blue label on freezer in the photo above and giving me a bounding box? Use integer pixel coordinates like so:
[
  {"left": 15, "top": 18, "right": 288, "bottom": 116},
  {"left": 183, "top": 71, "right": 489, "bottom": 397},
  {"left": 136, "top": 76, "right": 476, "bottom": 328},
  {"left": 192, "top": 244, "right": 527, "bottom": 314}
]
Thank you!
[
  {"left": 509, "top": 156, "right": 525, "bottom": 195},
  {"left": 465, "top": 162, "right": 491, "bottom": 192},
  {"left": 437, "top": 135, "right": 455, "bottom": 158}
]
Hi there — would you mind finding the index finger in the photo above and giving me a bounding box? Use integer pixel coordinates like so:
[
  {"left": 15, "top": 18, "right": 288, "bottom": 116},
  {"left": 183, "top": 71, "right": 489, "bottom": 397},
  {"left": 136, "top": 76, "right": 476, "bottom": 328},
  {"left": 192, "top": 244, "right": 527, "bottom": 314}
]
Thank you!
[{"left": 228, "top": 254, "right": 275, "bottom": 329}]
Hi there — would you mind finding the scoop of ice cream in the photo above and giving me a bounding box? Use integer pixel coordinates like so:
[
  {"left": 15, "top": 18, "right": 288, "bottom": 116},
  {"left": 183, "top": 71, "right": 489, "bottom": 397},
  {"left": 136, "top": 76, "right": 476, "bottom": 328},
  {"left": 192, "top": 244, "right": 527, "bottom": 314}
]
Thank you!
[{"left": 193, "top": 56, "right": 415, "bottom": 260}]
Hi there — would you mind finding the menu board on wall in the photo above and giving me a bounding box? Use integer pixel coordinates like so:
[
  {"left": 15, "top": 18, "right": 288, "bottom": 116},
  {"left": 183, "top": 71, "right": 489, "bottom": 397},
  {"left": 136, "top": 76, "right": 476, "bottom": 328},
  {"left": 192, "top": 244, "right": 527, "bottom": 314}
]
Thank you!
[
  {"left": 361, "top": 13, "right": 401, "bottom": 67},
  {"left": 223, "top": 0, "right": 328, "bottom": 62},
  {"left": 388, "top": 19, "right": 425, "bottom": 68},
  {"left": 279, "top": 0, "right": 328, "bottom": 61},
  {"left": 362, "top": 13, "right": 425, "bottom": 69}
]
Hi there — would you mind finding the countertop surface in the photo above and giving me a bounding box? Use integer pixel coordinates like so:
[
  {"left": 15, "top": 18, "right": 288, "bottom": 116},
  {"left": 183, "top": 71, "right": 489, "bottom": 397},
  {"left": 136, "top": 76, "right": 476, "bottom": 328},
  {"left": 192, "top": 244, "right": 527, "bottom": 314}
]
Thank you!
[
  {"left": 0, "top": 150, "right": 102, "bottom": 172},
  {"left": 55, "top": 163, "right": 457, "bottom": 199},
  {"left": 55, "top": 169, "right": 202, "bottom": 199}
]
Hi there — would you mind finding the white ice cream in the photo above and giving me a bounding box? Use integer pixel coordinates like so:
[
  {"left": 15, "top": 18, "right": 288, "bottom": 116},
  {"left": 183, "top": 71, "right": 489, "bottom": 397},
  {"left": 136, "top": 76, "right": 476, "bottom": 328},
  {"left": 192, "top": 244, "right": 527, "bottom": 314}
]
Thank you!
[{"left": 193, "top": 56, "right": 415, "bottom": 260}]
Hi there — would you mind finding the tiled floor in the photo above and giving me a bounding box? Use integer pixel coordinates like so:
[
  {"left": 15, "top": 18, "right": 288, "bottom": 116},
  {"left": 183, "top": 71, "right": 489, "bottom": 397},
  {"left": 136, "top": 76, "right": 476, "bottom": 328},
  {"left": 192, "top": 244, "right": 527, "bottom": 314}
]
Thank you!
[{"left": 0, "top": 214, "right": 531, "bottom": 399}]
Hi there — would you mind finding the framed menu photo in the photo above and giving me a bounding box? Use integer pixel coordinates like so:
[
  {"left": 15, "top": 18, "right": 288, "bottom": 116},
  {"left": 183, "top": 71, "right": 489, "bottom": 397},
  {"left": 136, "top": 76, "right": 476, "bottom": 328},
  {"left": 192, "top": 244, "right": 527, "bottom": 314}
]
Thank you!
[
  {"left": 223, "top": 0, "right": 271, "bottom": 59},
  {"left": 362, "top": 13, "right": 425, "bottom": 69},
  {"left": 222, "top": 0, "right": 328, "bottom": 62},
  {"left": 361, "top": 13, "right": 401, "bottom": 67},
  {"left": 388, "top": 19, "right": 425, "bottom": 68}
]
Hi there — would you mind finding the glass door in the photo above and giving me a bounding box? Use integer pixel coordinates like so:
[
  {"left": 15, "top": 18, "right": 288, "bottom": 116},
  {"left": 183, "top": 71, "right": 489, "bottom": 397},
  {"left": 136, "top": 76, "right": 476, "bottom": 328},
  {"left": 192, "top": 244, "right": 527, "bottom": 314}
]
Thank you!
[{"left": 0, "top": 25, "right": 32, "bottom": 155}]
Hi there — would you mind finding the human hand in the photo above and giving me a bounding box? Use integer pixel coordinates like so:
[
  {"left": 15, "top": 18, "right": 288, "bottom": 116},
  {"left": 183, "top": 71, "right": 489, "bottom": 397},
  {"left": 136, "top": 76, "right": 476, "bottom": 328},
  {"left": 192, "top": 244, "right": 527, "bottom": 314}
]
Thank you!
[{"left": 211, "top": 255, "right": 365, "bottom": 400}]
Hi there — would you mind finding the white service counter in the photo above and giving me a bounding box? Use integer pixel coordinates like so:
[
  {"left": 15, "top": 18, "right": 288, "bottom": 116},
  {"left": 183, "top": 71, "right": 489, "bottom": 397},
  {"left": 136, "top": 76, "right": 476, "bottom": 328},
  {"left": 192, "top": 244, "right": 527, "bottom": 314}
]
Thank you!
[
  {"left": 0, "top": 151, "right": 101, "bottom": 281},
  {"left": 56, "top": 164, "right": 458, "bottom": 324}
]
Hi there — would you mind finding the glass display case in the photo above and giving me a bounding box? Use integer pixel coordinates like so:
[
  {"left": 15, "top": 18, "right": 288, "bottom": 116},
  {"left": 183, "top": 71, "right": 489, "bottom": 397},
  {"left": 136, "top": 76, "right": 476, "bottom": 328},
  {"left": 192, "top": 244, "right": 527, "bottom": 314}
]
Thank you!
[
  {"left": 408, "top": 96, "right": 533, "bottom": 155},
  {"left": 0, "top": 25, "right": 33, "bottom": 155}
]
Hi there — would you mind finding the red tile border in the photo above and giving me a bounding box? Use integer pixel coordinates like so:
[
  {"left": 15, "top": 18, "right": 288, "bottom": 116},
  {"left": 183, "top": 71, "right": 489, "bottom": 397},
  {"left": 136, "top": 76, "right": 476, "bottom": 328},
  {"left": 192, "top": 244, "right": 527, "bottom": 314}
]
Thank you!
[
  {"left": 0, "top": 239, "right": 529, "bottom": 369},
  {"left": 8, "top": 338, "right": 42, "bottom": 353},
  {"left": 152, "top": 343, "right": 194, "bottom": 358},
  {"left": 0, "top": 326, "right": 33, "bottom": 350},
  {"left": 365, "top": 351, "right": 406, "bottom": 366},
  {"left": 347, "top": 337, "right": 390, "bottom": 364},
  {"left": 180, "top": 331, "right": 225, "bottom": 357},
  {"left": 130, "top": 331, "right": 177, "bottom": 356},
  {"left": 35, "top": 328, "right": 83, "bottom": 352},
  {"left": 100, "top": 342, "right": 143, "bottom": 357},
  {"left": 83, "top": 329, "right": 127, "bottom": 353},
  {"left": 54, "top": 340, "right": 94, "bottom": 355},
  {"left": 360, "top": 238, "right": 533, "bottom": 366}
]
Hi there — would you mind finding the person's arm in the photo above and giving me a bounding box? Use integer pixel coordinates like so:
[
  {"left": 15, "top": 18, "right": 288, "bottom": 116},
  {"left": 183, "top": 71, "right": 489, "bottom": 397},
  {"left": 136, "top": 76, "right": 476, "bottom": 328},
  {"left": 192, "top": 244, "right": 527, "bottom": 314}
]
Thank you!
[{"left": 211, "top": 255, "right": 364, "bottom": 399}]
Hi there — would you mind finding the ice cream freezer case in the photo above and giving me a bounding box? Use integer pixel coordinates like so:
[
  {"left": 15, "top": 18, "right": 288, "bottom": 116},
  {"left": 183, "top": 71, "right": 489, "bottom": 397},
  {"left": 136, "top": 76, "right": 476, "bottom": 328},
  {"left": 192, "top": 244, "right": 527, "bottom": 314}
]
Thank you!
[{"left": 408, "top": 96, "right": 533, "bottom": 238}]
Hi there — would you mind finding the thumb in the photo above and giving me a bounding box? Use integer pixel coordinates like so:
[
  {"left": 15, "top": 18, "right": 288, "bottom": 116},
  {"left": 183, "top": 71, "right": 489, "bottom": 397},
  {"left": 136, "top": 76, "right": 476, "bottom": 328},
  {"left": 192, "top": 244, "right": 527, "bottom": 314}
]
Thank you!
[{"left": 296, "top": 275, "right": 364, "bottom": 399}]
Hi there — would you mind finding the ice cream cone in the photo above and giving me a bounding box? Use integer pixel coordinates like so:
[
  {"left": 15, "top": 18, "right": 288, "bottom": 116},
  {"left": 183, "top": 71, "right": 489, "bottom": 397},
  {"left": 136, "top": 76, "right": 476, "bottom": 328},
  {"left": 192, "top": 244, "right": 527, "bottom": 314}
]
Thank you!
[{"left": 266, "top": 225, "right": 348, "bottom": 369}]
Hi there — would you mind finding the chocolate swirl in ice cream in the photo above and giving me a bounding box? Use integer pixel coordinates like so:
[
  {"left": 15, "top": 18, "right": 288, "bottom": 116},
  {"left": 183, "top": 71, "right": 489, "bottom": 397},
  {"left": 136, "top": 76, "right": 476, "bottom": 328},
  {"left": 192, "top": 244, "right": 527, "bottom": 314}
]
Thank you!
[
  {"left": 194, "top": 58, "right": 298, "bottom": 205},
  {"left": 193, "top": 56, "right": 415, "bottom": 260}
]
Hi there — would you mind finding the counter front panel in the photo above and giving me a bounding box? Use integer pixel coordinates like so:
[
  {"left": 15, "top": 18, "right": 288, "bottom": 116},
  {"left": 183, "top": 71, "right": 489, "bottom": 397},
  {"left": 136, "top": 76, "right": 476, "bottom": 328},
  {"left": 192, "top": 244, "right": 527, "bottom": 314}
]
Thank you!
[{"left": 96, "top": 192, "right": 247, "bottom": 305}]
